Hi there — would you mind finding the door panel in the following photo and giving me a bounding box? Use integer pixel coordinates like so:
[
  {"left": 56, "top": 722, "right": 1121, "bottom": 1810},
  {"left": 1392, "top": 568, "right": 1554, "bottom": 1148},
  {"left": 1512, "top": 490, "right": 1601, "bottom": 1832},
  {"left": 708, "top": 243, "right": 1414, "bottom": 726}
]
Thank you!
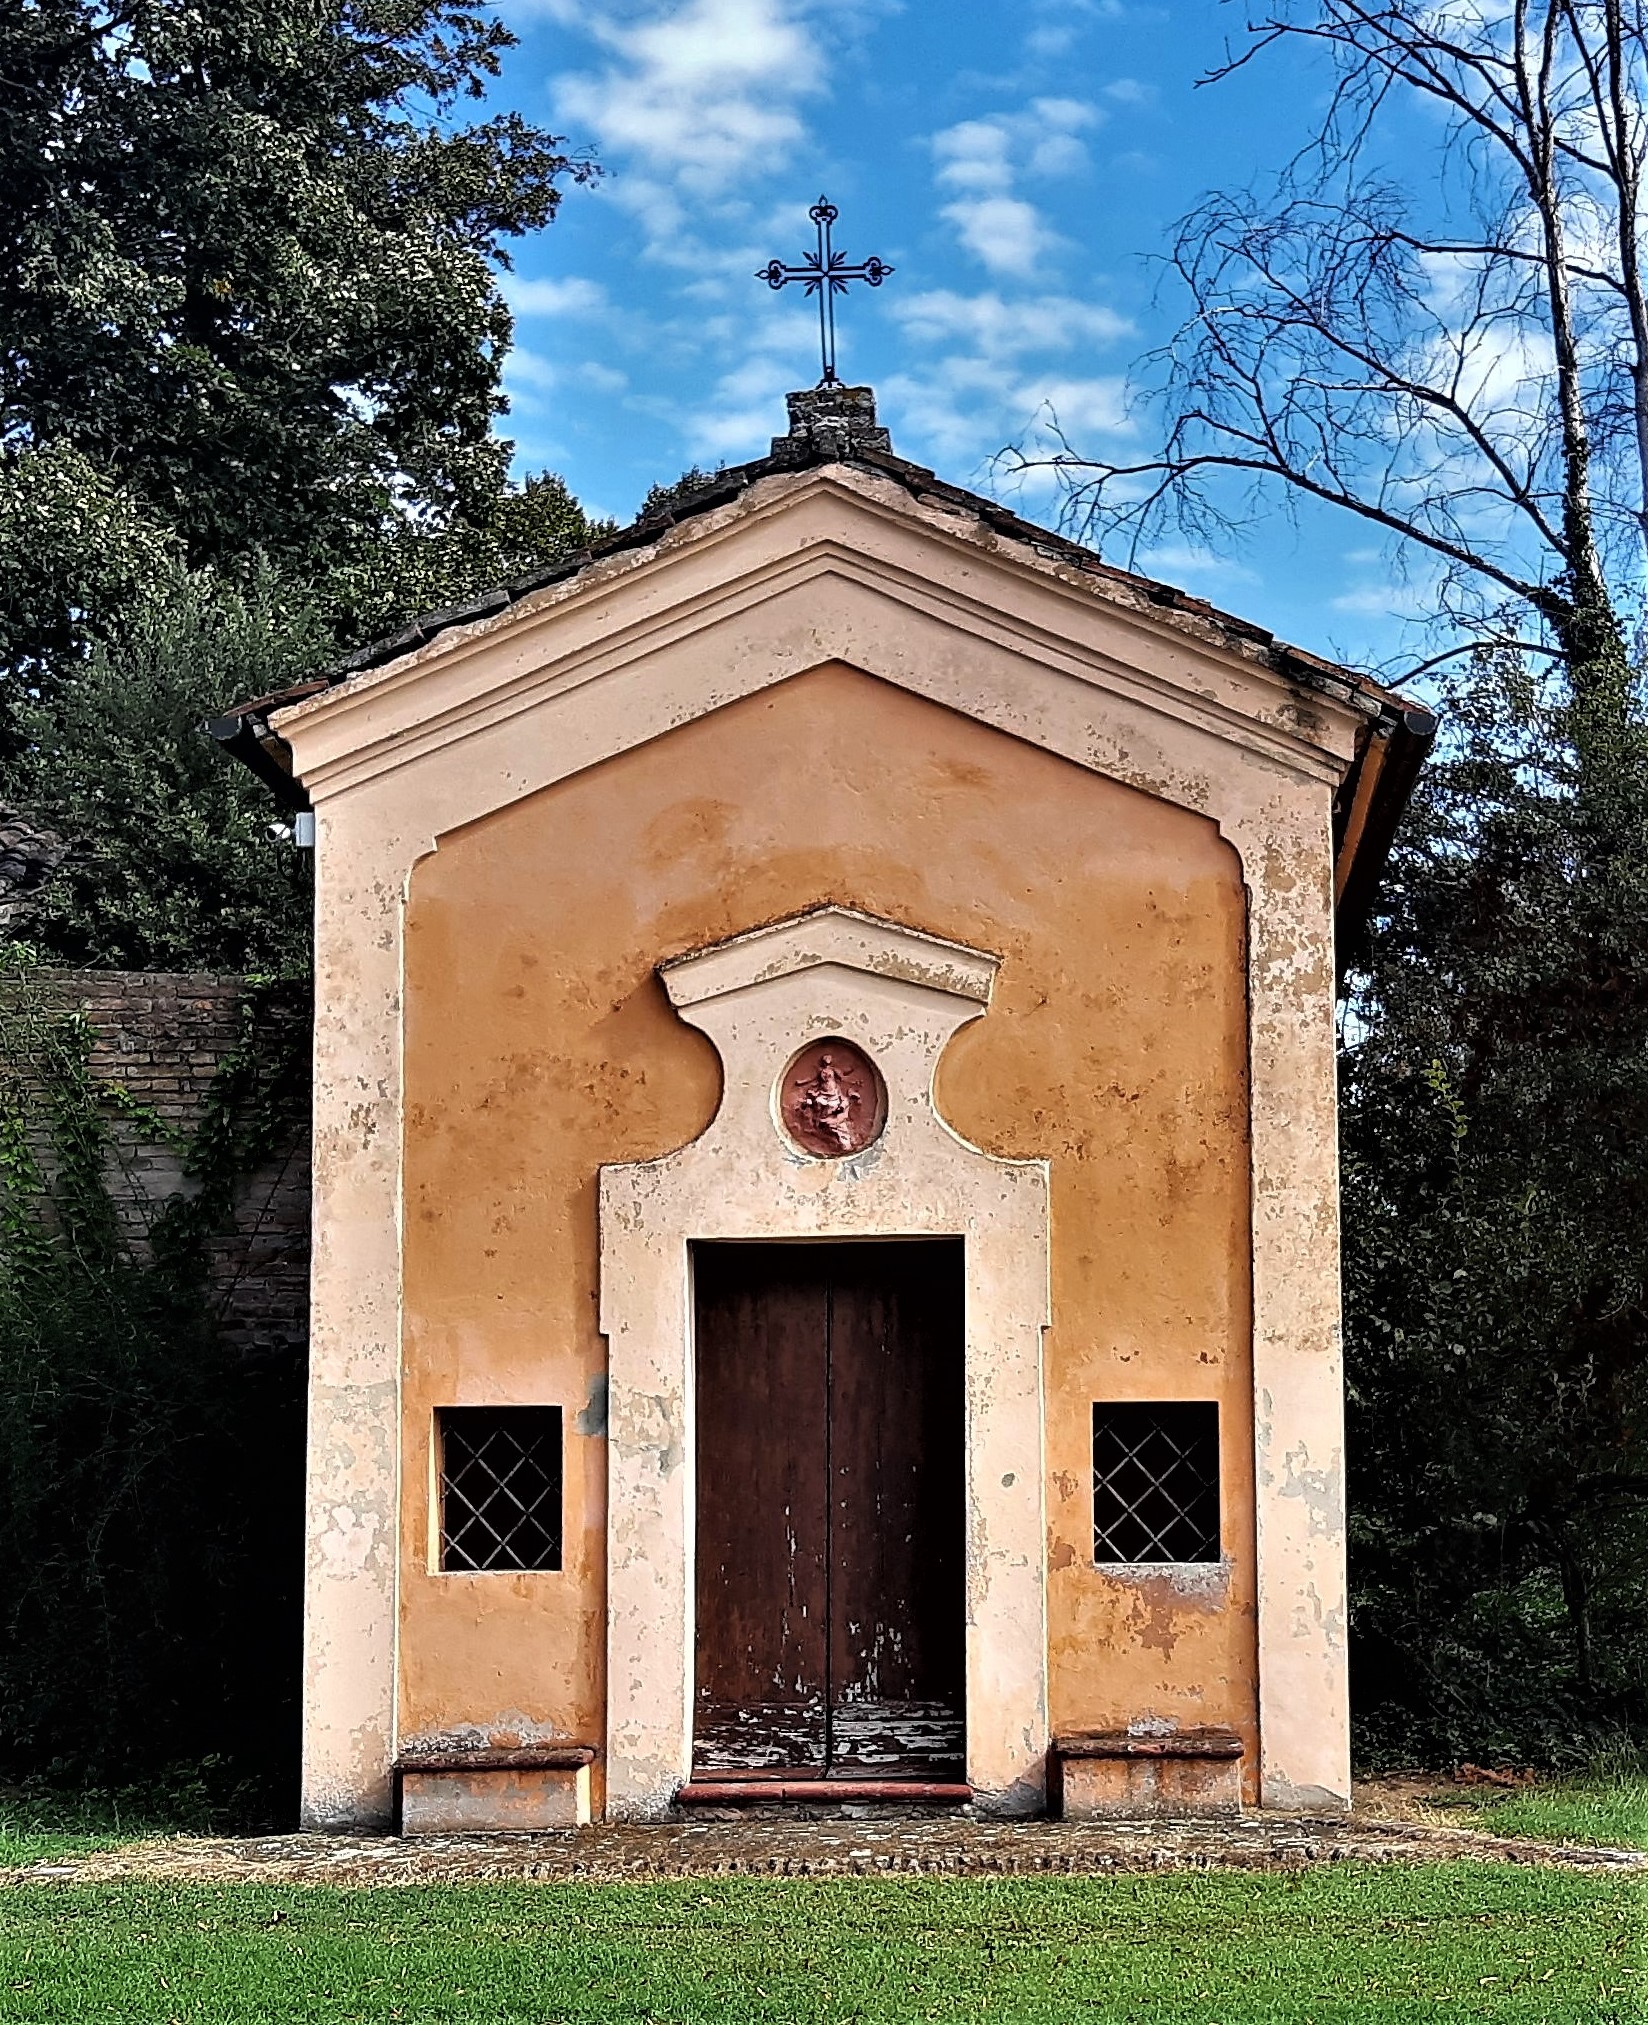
[
  {"left": 826, "top": 1244, "right": 966, "bottom": 1775},
  {"left": 693, "top": 1246, "right": 829, "bottom": 1771},
  {"left": 692, "top": 1240, "right": 965, "bottom": 1781}
]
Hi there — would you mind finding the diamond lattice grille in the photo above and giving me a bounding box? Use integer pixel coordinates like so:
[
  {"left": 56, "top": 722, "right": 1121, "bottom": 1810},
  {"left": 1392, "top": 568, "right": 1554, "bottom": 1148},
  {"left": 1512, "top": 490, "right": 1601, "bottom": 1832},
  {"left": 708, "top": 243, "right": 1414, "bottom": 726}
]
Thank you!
[
  {"left": 440, "top": 1407, "right": 563, "bottom": 1572},
  {"left": 1092, "top": 1402, "right": 1220, "bottom": 1564}
]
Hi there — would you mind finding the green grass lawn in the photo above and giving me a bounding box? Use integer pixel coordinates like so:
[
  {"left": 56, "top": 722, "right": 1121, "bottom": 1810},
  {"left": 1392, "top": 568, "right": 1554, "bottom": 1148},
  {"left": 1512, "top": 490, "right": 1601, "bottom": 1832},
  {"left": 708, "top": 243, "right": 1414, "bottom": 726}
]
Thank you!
[
  {"left": 0, "top": 1867, "right": 1641, "bottom": 2024},
  {"left": 1476, "top": 1773, "right": 1648, "bottom": 1851},
  {"left": 0, "top": 1767, "right": 274, "bottom": 1871},
  {"left": 0, "top": 1807, "right": 179, "bottom": 1872}
]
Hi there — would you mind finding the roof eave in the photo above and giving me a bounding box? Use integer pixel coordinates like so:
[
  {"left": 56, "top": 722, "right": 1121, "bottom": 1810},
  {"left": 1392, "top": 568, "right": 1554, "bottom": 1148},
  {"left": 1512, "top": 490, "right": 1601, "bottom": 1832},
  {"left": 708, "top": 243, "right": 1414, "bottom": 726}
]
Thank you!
[
  {"left": 1332, "top": 696, "right": 1437, "bottom": 978},
  {"left": 205, "top": 704, "right": 315, "bottom": 813},
  {"left": 205, "top": 413, "right": 1435, "bottom": 946}
]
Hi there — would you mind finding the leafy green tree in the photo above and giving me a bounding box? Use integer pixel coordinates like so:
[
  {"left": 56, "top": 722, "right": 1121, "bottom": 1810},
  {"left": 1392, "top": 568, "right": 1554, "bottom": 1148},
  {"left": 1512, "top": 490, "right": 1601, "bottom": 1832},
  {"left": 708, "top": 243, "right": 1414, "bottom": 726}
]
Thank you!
[
  {"left": 377, "top": 468, "right": 611, "bottom": 624},
  {"left": 0, "top": 4, "right": 620, "bottom": 1809},
  {"left": 1343, "top": 651, "right": 1648, "bottom": 1760},
  {"left": 0, "top": 1, "right": 613, "bottom": 966},
  {"left": 0, "top": 447, "right": 187, "bottom": 726},
  {"left": 0, "top": 0, "right": 597, "bottom": 737},
  {"left": 7, "top": 572, "right": 327, "bottom": 974},
  {"left": 638, "top": 465, "right": 727, "bottom": 521},
  {"left": 3, "top": 461, "right": 612, "bottom": 971}
]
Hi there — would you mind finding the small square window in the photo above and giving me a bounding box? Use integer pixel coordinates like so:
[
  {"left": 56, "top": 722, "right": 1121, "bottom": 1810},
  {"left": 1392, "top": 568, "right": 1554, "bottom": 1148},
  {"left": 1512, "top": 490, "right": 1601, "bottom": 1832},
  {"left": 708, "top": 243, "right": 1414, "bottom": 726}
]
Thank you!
[
  {"left": 1093, "top": 1402, "right": 1220, "bottom": 1564},
  {"left": 438, "top": 1407, "right": 563, "bottom": 1572}
]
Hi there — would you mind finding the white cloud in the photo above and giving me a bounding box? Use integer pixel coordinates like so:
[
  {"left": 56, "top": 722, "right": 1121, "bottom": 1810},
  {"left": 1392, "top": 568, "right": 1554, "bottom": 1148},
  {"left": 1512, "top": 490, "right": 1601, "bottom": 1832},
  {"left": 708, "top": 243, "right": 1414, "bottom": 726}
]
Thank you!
[
  {"left": 1030, "top": 375, "right": 1131, "bottom": 436},
  {"left": 504, "top": 2, "right": 1151, "bottom": 505},
  {"left": 930, "top": 99, "right": 1098, "bottom": 278},
  {"left": 934, "top": 120, "right": 1016, "bottom": 195},
  {"left": 623, "top": 288, "right": 824, "bottom": 463},
  {"left": 504, "top": 276, "right": 609, "bottom": 318},
  {"left": 896, "top": 289, "right": 1132, "bottom": 357},
  {"left": 1331, "top": 581, "right": 1432, "bottom": 617},
  {"left": 1032, "top": 96, "right": 1100, "bottom": 132},
  {"left": 1137, "top": 542, "right": 1260, "bottom": 588},
  {"left": 884, "top": 357, "right": 1131, "bottom": 472},
  {"left": 535, "top": 2, "right": 879, "bottom": 281},
  {"left": 1029, "top": 132, "right": 1091, "bottom": 177},
  {"left": 689, "top": 379, "right": 792, "bottom": 457},
  {"left": 503, "top": 347, "right": 629, "bottom": 399},
  {"left": 577, "top": 360, "right": 631, "bottom": 394},
  {"left": 934, "top": 100, "right": 1099, "bottom": 192},
  {"left": 1455, "top": 325, "right": 1557, "bottom": 413},
  {"left": 504, "top": 345, "right": 559, "bottom": 393},
  {"left": 945, "top": 195, "right": 1054, "bottom": 280},
  {"left": 548, "top": 0, "right": 823, "bottom": 196},
  {"left": 1024, "top": 0, "right": 1128, "bottom": 47}
]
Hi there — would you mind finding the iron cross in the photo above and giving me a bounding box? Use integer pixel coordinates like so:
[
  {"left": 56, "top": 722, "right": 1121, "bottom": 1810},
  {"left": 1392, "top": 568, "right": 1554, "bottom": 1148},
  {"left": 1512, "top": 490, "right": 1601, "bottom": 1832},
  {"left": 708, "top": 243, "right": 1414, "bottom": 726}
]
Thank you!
[{"left": 757, "top": 196, "right": 893, "bottom": 387}]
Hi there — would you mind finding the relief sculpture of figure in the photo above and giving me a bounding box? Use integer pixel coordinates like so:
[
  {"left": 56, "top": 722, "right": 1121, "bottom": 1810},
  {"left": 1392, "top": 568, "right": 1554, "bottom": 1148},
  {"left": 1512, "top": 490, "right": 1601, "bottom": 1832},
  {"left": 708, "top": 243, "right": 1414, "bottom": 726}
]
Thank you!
[
  {"left": 781, "top": 1039, "right": 883, "bottom": 1157},
  {"left": 796, "top": 1051, "right": 859, "bottom": 1153}
]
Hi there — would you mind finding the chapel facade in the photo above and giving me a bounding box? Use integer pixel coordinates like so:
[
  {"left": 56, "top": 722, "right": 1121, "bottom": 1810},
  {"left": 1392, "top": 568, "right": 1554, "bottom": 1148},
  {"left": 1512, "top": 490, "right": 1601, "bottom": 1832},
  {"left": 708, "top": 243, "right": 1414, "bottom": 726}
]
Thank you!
[{"left": 218, "top": 386, "right": 1431, "bottom": 1832}]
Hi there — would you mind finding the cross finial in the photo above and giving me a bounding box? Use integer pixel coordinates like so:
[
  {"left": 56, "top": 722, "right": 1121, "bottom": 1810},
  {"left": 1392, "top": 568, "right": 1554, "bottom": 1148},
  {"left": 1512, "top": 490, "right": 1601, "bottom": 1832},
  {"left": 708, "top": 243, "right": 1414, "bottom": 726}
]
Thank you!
[{"left": 757, "top": 196, "right": 893, "bottom": 387}]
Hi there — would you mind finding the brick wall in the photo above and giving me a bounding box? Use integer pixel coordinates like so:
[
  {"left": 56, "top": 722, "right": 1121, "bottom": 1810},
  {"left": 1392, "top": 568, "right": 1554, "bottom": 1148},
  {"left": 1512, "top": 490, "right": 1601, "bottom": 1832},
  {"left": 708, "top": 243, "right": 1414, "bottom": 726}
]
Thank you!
[{"left": 3, "top": 970, "right": 311, "bottom": 1369}]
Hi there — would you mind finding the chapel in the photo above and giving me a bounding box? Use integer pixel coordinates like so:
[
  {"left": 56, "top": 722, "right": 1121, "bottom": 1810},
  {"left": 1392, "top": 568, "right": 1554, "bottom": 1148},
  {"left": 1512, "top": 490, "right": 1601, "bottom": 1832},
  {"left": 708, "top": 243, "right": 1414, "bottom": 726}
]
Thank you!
[{"left": 217, "top": 384, "right": 1432, "bottom": 1833}]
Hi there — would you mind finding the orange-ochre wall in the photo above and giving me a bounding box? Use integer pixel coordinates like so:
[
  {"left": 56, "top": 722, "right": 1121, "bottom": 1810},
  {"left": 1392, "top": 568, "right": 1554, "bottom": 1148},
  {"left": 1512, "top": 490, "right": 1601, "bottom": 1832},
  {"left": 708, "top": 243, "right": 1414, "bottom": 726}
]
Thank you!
[{"left": 401, "top": 663, "right": 1258, "bottom": 1800}]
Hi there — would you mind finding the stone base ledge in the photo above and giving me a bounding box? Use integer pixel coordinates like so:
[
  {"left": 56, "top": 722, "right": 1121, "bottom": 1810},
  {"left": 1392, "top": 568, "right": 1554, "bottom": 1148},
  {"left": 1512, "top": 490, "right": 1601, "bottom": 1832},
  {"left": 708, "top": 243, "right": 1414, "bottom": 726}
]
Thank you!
[
  {"left": 1052, "top": 1728, "right": 1244, "bottom": 1820},
  {"left": 677, "top": 1779, "right": 970, "bottom": 1807},
  {"left": 395, "top": 1748, "right": 596, "bottom": 1834}
]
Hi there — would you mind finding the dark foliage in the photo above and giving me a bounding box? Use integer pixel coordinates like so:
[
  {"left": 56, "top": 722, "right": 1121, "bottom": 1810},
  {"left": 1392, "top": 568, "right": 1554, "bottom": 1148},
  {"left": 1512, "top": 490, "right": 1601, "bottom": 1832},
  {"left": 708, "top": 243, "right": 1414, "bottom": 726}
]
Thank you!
[
  {"left": 7, "top": 573, "right": 325, "bottom": 974},
  {"left": 0, "top": 4, "right": 614, "bottom": 1812},
  {"left": 0, "top": 0, "right": 599, "bottom": 748},
  {"left": 1343, "top": 652, "right": 1648, "bottom": 1763},
  {"left": 0, "top": 959, "right": 309, "bottom": 1804},
  {"left": 638, "top": 465, "right": 727, "bottom": 521}
]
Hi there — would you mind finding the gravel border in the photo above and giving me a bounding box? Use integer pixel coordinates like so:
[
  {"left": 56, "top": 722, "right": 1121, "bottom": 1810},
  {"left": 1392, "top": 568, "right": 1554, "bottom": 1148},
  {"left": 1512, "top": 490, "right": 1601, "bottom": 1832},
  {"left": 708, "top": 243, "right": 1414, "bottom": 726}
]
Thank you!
[{"left": 10, "top": 1810, "right": 1646, "bottom": 1887}]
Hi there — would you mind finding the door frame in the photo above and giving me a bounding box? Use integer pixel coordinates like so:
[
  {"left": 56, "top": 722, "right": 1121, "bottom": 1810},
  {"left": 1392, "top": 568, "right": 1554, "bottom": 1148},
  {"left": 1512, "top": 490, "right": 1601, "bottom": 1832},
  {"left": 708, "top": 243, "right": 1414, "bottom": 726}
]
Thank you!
[{"left": 600, "top": 909, "right": 1051, "bottom": 1819}]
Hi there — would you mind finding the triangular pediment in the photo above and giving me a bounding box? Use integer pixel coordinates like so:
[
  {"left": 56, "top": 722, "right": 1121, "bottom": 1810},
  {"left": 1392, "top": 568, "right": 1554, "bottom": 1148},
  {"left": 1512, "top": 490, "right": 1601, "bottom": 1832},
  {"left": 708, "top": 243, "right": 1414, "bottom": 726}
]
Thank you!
[
  {"left": 266, "top": 462, "right": 1374, "bottom": 822},
  {"left": 659, "top": 907, "right": 998, "bottom": 1013},
  {"left": 211, "top": 387, "right": 1431, "bottom": 940}
]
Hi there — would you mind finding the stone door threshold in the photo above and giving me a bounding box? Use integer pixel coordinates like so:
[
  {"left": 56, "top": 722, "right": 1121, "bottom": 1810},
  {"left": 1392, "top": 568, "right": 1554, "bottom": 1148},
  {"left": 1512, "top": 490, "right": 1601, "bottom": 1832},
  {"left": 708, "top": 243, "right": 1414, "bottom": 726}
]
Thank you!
[{"left": 677, "top": 1779, "right": 971, "bottom": 1807}]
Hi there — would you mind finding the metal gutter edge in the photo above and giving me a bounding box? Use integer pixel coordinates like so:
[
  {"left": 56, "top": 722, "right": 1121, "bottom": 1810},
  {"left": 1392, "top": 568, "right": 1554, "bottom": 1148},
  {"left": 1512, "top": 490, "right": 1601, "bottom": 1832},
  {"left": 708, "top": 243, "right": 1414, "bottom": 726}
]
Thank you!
[
  {"left": 1332, "top": 697, "right": 1438, "bottom": 980},
  {"left": 204, "top": 706, "right": 314, "bottom": 813}
]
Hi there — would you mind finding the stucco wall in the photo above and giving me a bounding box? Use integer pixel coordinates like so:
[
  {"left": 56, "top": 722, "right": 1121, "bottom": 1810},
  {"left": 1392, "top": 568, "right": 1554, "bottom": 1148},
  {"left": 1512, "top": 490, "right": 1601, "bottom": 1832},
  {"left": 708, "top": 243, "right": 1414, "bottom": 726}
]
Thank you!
[{"left": 400, "top": 662, "right": 1256, "bottom": 1799}]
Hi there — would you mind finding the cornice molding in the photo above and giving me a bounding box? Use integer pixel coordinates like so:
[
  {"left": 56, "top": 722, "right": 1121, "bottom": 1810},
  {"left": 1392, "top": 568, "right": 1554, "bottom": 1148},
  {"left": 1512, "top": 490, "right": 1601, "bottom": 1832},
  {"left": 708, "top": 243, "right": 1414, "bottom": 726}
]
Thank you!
[
  {"left": 277, "top": 475, "right": 1363, "bottom": 810},
  {"left": 659, "top": 906, "right": 999, "bottom": 1013}
]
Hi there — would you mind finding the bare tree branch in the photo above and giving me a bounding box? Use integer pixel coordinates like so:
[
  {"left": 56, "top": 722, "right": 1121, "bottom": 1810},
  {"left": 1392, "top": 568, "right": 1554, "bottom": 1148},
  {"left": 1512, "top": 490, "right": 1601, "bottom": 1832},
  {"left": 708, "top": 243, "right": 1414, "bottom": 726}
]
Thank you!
[{"left": 1025, "top": 0, "right": 1646, "bottom": 678}]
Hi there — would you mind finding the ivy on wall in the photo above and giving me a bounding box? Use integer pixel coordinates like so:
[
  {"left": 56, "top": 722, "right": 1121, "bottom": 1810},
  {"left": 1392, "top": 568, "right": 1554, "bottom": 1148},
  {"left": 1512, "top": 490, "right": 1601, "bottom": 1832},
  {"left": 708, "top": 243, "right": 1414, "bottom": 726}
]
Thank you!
[{"left": 0, "top": 946, "right": 308, "bottom": 1808}]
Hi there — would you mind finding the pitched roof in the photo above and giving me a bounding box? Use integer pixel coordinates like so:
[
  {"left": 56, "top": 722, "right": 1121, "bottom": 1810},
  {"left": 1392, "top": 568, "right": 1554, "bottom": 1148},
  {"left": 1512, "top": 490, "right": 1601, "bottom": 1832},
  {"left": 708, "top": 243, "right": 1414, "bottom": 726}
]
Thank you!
[{"left": 210, "top": 384, "right": 1434, "bottom": 967}]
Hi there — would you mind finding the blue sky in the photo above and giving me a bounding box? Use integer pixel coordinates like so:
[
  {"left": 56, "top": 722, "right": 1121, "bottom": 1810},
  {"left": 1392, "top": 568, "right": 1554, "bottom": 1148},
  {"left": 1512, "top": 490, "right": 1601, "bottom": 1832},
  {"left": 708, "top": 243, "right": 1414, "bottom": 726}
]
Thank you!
[{"left": 487, "top": 0, "right": 1411, "bottom": 671}]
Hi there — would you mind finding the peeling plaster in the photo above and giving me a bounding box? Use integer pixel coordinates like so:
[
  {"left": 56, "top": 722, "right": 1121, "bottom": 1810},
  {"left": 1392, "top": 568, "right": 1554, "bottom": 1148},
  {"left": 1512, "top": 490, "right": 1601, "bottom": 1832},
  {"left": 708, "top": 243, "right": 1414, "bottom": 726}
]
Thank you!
[
  {"left": 316, "top": 1506, "right": 382, "bottom": 1575},
  {"left": 291, "top": 472, "right": 1355, "bottom": 1826},
  {"left": 576, "top": 1373, "right": 609, "bottom": 1438},
  {"left": 1278, "top": 1444, "right": 1346, "bottom": 1540},
  {"left": 1103, "top": 1559, "right": 1233, "bottom": 1604},
  {"left": 1109, "top": 1563, "right": 1234, "bottom": 1657},
  {"left": 601, "top": 909, "right": 1051, "bottom": 1818},
  {"left": 400, "top": 1713, "right": 574, "bottom": 1756}
]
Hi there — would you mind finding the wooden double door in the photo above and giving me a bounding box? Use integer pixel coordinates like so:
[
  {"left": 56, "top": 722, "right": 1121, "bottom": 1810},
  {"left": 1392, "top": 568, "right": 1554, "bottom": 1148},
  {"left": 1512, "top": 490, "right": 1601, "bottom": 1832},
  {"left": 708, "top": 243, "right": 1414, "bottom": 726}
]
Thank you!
[{"left": 693, "top": 1240, "right": 966, "bottom": 1781}]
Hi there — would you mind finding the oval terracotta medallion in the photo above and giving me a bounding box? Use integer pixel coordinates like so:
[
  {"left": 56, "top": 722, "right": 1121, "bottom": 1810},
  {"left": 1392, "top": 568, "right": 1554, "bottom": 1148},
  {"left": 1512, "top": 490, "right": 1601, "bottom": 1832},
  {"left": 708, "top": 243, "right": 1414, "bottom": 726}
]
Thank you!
[{"left": 779, "top": 1038, "right": 887, "bottom": 1158}]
